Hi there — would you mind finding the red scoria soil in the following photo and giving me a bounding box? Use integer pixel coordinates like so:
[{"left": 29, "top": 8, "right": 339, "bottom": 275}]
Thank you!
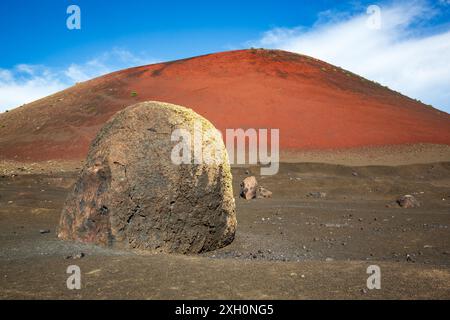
[{"left": 0, "top": 49, "right": 449, "bottom": 162}]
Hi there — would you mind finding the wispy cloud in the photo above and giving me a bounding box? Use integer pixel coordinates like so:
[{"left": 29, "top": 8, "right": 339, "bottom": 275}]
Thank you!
[
  {"left": 64, "top": 48, "right": 156, "bottom": 83},
  {"left": 249, "top": 1, "right": 450, "bottom": 113},
  {"left": 0, "top": 65, "right": 66, "bottom": 111},
  {"left": 0, "top": 48, "right": 157, "bottom": 112}
]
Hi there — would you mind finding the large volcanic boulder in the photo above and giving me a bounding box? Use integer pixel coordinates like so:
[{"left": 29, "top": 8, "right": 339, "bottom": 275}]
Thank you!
[{"left": 58, "top": 101, "right": 236, "bottom": 253}]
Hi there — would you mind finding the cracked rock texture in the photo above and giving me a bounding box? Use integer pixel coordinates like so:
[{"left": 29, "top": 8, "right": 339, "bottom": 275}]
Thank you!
[{"left": 58, "top": 101, "right": 236, "bottom": 253}]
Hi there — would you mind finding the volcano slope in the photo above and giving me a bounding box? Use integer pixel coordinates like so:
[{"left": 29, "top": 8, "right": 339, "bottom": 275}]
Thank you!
[{"left": 0, "top": 49, "right": 449, "bottom": 163}]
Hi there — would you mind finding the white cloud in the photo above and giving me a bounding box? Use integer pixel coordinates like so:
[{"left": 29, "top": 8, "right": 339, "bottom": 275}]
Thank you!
[
  {"left": 64, "top": 48, "right": 155, "bottom": 83},
  {"left": 249, "top": 1, "right": 450, "bottom": 113},
  {"left": 0, "top": 65, "right": 67, "bottom": 111},
  {"left": 0, "top": 49, "right": 157, "bottom": 113}
]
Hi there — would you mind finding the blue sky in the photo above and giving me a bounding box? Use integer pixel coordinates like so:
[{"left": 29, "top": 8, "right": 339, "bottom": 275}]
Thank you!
[
  {"left": 1, "top": 0, "right": 450, "bottom": 112},
  {"left": 0, "top": 0, "right": 366, "bottom": 66}
]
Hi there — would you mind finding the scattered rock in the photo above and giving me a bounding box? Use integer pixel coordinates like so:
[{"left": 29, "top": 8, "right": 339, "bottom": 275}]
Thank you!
[
  {"left": 307, "top": 192, "right": 327, "bottom": 199},
  {"left": 65, "top": 252, "right": 85, "bottom": 260},
  {"left": 257, "top": 186, "right": 272, "bottom": 198},
  {"left": 239, "top": 176, "right": 272, "bottom": 199},
  {"left": 240, "top": 176, "right": 258, "bottom": 200},
  {"left": 324, "top": 223, "right": 348, "bottom": 228},
  {"left": 58, "top": 101, "right": 237, "bottom": 254},
  {"left": 397, "top": 195, "right": 420, "bottom": 208}
]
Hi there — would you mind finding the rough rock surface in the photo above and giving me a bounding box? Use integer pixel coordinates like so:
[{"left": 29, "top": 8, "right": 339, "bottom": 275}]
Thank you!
[
  {"left": 58, "top": 101, "right": 236, "bottom": 253},
  {"left": 397, "top": 195, "right": 420, "bottom": 208},
  {"left": 240, "top": 176, "right": 258, "bottom": 200}
]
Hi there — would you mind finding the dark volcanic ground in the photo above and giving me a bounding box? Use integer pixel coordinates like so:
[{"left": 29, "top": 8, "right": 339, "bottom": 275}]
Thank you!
[{"left": 1, "top": 162, "right": 449, "bottom": 299}]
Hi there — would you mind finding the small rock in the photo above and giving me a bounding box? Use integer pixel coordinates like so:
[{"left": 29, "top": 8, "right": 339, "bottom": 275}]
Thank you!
[
  {"left": 66, "top": 252, "right": 85, "bottom": 260},
  {"left": 352, "top": 172, "right": 358, "bottom": 177},
  {"left": 307, "top": 192, "right": 327, "bottom": 199},
  {"left": 39, "top": 229, "right": 50, "bottom": 234},
  {"left": 240, "top": 176, "right": 258, "bottom": 200},
  {"left": 325, "top": 257, "right": 334, "bottom": 262},
  {"left": 257, "top": 186, "right": 273, "bottom": 199},
  {"left": 397, "top": 195, "right": 420, "bottom": 208}
]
